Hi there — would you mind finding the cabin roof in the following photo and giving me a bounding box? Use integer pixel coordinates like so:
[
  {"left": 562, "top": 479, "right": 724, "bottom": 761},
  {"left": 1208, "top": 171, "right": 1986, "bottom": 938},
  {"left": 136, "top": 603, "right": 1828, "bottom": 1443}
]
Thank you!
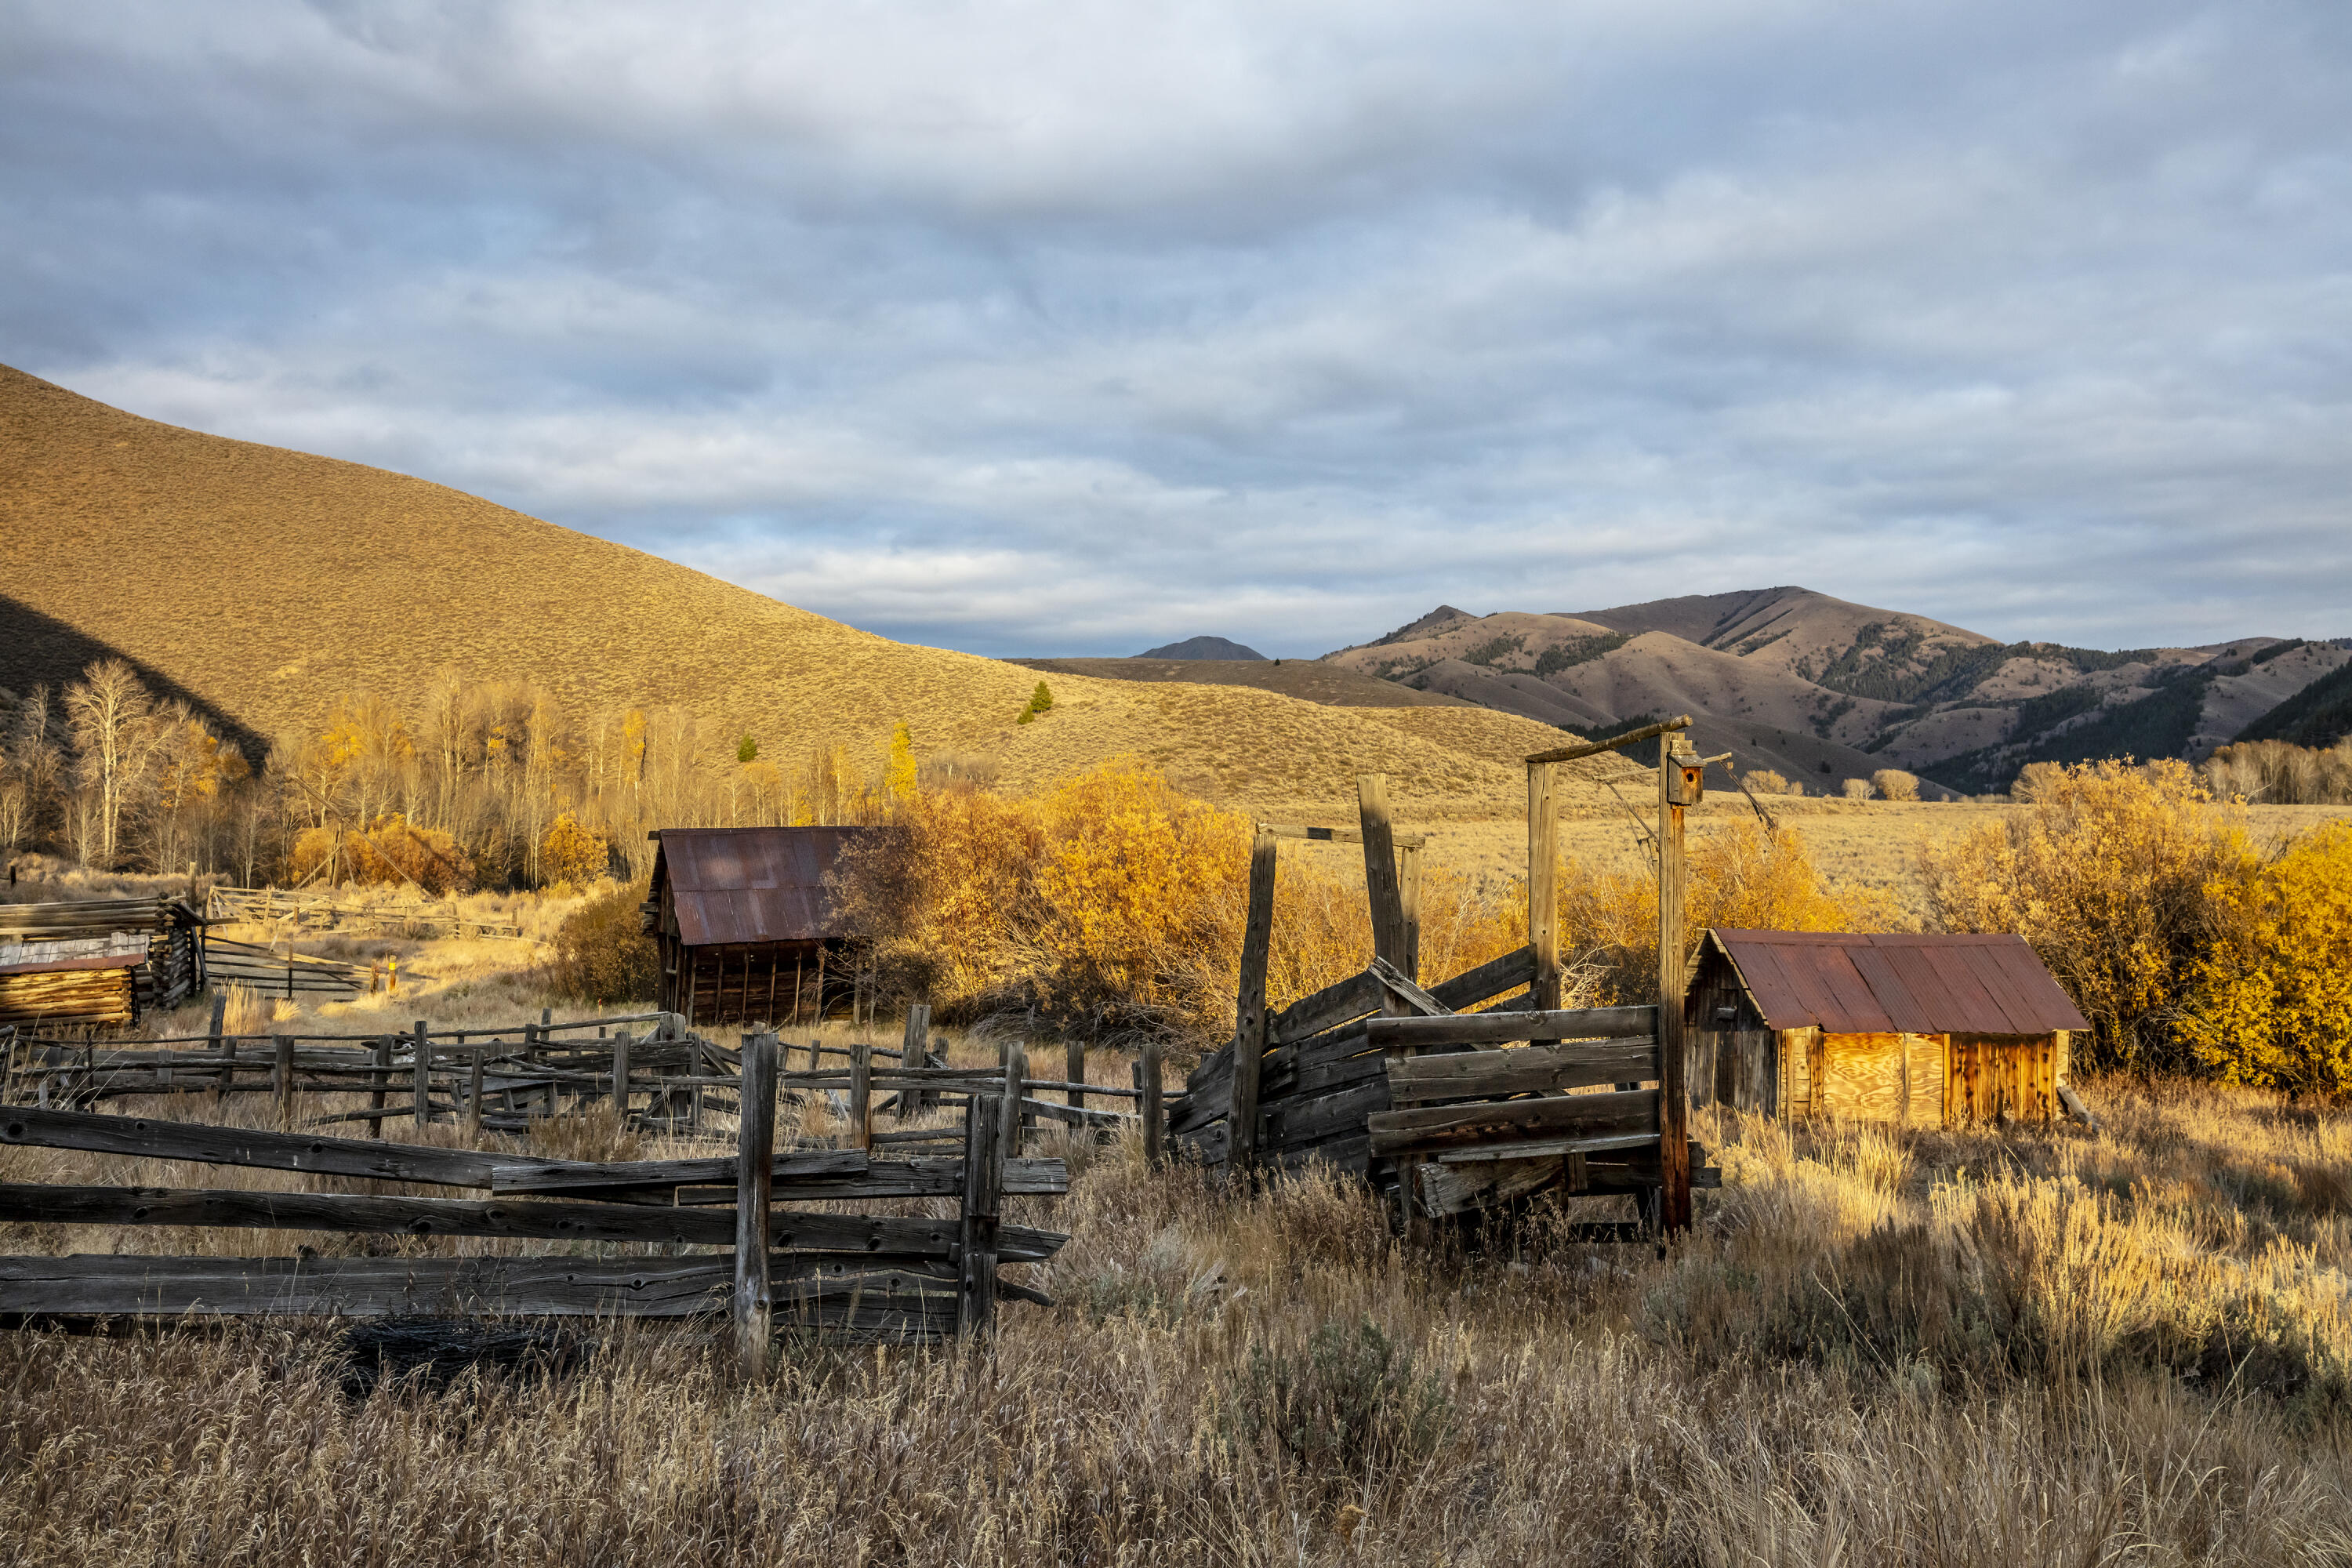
[
  {"left": 1701, "top": 929, "right": 2089, "bottom": 1037},
  {"left": 649, "top": 826, "right": 873, "bottom": 947}
]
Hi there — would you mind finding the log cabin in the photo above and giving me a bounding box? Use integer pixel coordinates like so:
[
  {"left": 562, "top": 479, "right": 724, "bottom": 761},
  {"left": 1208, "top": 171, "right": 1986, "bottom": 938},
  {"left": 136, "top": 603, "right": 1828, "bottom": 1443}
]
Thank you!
[
  {"left": 641, "top": 826, "right": 873, "bottom": 1027},
  {"left": 1684, "top": 929, "right": 2090, "bottom": 1125}
]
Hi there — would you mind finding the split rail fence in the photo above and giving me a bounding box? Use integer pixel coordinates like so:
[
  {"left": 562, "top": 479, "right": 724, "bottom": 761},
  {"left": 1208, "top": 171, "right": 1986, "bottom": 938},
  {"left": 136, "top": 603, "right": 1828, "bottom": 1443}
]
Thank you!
[
  {"left": 0, "top": 1003, "right": 1149, "bottom": 1157},
  {"left": 0, "top": 1033, "right": 1070, "bottom": 1348},
  {"left": 205, "top": 885, "right": 524, "bottom": 941}
]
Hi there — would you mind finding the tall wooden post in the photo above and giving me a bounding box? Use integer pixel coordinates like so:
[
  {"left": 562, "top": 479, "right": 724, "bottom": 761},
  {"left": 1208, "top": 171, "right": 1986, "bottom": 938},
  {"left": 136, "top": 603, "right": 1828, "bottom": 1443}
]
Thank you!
[
  {"left": 1138, "top": 1037, "right": 1164, "bottom": 1168},
  {"left": 957, "top": 1092, "right": 1004, "bottom": 1334},
  {"left": 272, "top": 1034, "right": 295, "bottom": 1129},
  {"left": 1065, "top": 1039, "right": 1087, "bottom": 1114},
  {"left": 734, "top": 1031, "right": 777, "bottom": 1377},
  {"left": 897, "top": 1004, "right": 930, "bottom": 1120},
  {"left": 1357, "top": 774, "right": 1407, "bottom": 970},
  {"left": 465, "top": 1047, "right": 486, "bottom": 1138},
  {"left": 1229, "top": 827, "right": 1279, "bottom": 1179},
  {"left": 848, "top": 1040, "right": 873, "bottom": 1151},
  {"left": 1657, "top": 738, "right": 1693, "bottom": 1234},
  {"left": 1399, "top": 840, "right": 1423, "bottom": 984},
  {"left": 1528, "top": 760, "right": 1560, "bottom": 1011},
  {"left": 612, "top": 1029, "right": 632, "bottom": 1121},
  {"left": 369, "top": 1034, "right": 392, "bottom": 1139},
  {"left": 412, "top": 1021, "right": 430, "bottom": 1128},
  {"left": 207, "top": 992, "right": 230, "bottom": 1105},
  {"left": 1000, "top": 1041, "right": 1028, "bottom": 1157}
]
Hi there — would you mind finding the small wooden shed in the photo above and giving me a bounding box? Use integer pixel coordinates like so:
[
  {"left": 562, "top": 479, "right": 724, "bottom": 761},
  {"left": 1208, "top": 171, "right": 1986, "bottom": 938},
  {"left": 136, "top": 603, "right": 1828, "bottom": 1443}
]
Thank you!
[
  {"left": 641, "top": 826, "right": 873, "bottom": 1028},
  {"left": 1684, "top": 929, "right": 2090, "bottom": 1125}
]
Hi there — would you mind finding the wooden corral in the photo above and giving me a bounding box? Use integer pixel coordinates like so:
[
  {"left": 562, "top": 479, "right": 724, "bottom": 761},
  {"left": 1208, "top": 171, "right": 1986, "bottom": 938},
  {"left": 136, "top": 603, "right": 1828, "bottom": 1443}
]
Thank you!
[
  {"left": 1178, "top": 719, "right": 1723, "bottom": 1240},
  {"left": 0, "top": 898, "right": 205, "bottom": 1029},
  {"left": 1684, "top": 929, "right": 2090, "bottom": 1125},
  {"left": 643, "top": 827, "right": 873, "bottom": 1027}
]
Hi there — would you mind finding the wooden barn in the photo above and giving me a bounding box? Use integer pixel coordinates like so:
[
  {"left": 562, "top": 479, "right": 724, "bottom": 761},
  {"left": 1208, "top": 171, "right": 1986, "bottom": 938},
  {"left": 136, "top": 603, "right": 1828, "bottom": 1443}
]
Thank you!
[
  {"left": 1685, "top": 929, "right": 2091, "bottom": 1125},
  {"left": 641, "top": 826, "right": 873, "bottom": 1027},
  {"left": 0, "top": 898, "right": 206, "bottom": 1029}
]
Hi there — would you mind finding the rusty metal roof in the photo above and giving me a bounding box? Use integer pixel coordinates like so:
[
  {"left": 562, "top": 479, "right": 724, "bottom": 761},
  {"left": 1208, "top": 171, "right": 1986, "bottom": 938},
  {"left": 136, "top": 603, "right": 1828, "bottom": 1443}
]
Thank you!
[
  {"left": 652, "top": 827, "right": 875, "bottom": 947},
  {"left": 1703, "top": 929, "right": 2089, "bottom": 1036}
]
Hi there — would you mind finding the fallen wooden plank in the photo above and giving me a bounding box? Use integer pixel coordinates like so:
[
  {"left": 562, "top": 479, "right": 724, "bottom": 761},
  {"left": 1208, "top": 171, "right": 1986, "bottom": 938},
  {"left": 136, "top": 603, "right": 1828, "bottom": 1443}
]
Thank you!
[
  {"left": 1018, "top": 1097, "right": 1136, "bottom": 1129},
  {"left": 1370, "top": 956, "right": 1450, "bottom": 1017},
  {"left": 1428, "top": 1131, "right": 1658, "bottom": 1163},
  {"left": 1366, "top": 1005, "right": 1656, "bottom": 1051},
  {"left": 1427, "top": 945, "right": 1537, "bottom": 1011},
  {"left": 0, "top": 1184, "right": 1066, "bottom": 1262},
  {"left": 1262, "top": 1080, "right": 1388, "bottom": 1151},
  {"left": 1385, "top": 1038, "right": 1659, "bottom": 1102},
  {"left": 1367, "top": 1088, "right": 1658, "bottom": 1158},
  {"left": 1268, "top": 971, "right": 1383, "bottom": 1047}
]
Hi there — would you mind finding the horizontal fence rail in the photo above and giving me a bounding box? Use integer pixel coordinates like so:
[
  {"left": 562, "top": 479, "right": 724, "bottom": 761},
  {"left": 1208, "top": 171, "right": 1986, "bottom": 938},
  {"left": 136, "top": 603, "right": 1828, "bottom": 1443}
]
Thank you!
[{"left": 0, "top": 1030, "right": 1070, "bottom": 1344}]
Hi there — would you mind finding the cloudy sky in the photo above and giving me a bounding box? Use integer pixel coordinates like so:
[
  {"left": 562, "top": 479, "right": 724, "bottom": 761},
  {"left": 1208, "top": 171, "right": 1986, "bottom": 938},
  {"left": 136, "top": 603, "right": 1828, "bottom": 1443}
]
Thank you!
[{"left": 5, "top": 2, "right": 2347, "bottom": 657}]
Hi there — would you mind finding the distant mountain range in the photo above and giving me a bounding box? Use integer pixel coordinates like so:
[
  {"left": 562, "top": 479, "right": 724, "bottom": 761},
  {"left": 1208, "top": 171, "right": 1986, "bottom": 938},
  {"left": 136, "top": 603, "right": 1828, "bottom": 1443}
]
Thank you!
[{"left": 1319, "top": 588, "right": 2352, "bottom": 793}]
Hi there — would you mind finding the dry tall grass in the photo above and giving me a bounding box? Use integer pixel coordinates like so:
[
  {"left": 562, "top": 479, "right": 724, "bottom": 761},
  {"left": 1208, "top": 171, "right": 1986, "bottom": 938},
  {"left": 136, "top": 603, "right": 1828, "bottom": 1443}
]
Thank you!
[{"left": 0, "top": 1071, "right": 2347, "bottom": 1565}]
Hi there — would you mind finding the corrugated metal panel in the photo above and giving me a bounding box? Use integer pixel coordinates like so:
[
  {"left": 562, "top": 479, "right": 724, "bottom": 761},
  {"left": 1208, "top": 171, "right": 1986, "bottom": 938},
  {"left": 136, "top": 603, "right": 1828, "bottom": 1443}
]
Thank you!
[
  {"left": 654, "top": 827, "right": 876, "bottom": 947},
  {"left": 1707, "top": 930, "right": 2089, "bottom": 1036}
]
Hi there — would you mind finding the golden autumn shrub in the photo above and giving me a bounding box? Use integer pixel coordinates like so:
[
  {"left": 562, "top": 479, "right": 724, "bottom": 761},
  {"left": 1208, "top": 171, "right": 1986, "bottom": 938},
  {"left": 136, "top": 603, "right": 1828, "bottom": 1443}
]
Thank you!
[
  {"left": 287, "top": 814, "right": 474, "bottom": 894},
  {"left": 1920, "top": 760, "right": 2259, "bottom": 1073},
  {"left": 2182, "top": 821, "right": 2352, "bottom": 1098},
  {"left": 538, "top": 812, "right": 610, "bottom": 887},
  {"left": 839, "top": 760, "right": 1526, "bottom": 1045},
  {"left": 546, "top": 880, "right": 659, "bottom": 1004}
]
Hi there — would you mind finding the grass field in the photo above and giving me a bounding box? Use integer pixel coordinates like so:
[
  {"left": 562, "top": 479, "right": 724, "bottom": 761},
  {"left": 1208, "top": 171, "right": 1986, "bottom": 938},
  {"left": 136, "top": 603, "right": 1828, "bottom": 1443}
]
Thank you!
[{"left": 0, "top": 1053, "right": 2345, "bottom": 1565}]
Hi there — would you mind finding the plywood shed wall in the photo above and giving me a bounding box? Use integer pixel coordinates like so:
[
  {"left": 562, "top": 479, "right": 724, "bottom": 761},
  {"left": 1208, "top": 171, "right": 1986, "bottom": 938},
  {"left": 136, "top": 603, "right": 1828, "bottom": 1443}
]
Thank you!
[{"left": 1686, "top": 930, "right": 2089, "bottom": 1127}]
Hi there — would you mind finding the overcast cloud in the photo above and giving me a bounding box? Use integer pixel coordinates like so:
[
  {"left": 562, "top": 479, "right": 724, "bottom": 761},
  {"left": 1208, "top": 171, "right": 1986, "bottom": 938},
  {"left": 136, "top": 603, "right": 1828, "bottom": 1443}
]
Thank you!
[{"left": 4, "top": 2, "right": 2348, "bottom": 655}]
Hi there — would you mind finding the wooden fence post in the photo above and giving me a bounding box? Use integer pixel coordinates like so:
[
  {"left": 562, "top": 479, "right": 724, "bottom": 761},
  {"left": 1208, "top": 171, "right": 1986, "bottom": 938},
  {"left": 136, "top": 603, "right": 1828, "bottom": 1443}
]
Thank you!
[
  {"left": 1357, "top": 774, "right": 1407, "bottom": 971},
  {"left": 465, "top": 1048, "right": 486, "bottom": 1138},
  {"left": 958, "top": 1091, "right": 1004, "bottom": 1334},
  {"left": 735, "top": 1031, "right": 777, "bottom": 1377},
  {"left": 1528, "top": 760, "right": 1559, "bottom": 1012},
  {"left": 1399, "top": 840, "right": 1424, "bottom": 984},
  {"left": 412, "top": 1021, "right": 431, "bottom": 1128},
  {"left": 1657, "top": 736, "right": 1693, "bottom": 1234},
  {"left": 1065, "top": 1039, "right": 1086, "bottom": 1115},
  {"left": 207, "top": 991, "right": 230, "bottom": 1105},
  {"left": 1230, "top": 826, "right": 1278, "bottom": 1180},
  {"left": 370, "top": 1034, "right": 392, "bottom": 1139},
  {"left": 896, "top": 1004, "right": 930, "bottom": 1120},
  {"left": 1140, "top": 1038, "right": 1164, "bottom": 1168},
  {"left": 1000, "top": 1041, "right": 1028, "bottom": 1156},
  {"left": 272, "top": 1034, "right": 295, "bottom": 1128},
  {"left": 612, "top": 1030, "right": 632, "bottom": 1122},
  {"left": 848, "top": 1040, "right": 873, "bottom": 1151}
]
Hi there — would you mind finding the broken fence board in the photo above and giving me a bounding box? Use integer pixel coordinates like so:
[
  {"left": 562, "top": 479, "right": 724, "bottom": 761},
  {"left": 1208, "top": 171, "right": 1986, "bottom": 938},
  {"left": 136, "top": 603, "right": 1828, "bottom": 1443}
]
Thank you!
[
  {"left": 1367, "top": 1087, "right": 1659, "bottom": 1158},
  {"left": 1366, "top": 1005, "right": 1656, "bottom": 1052},
  {"left": 1385, "top": 1039, "right": 1659, "bottom": 1102}
]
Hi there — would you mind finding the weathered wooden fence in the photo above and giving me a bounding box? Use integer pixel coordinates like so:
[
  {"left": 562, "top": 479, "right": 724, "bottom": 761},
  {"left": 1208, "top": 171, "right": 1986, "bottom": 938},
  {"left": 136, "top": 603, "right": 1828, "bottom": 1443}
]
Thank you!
[
  {"left": 0, "top": 1033, "right": 1069, "bottom": 1345},
  {"left": 205, "top": 885, "right": 524, "bottom": 941},
  {"left": 1174, "top": 739, "right": 1725, "bottom": 1240}
]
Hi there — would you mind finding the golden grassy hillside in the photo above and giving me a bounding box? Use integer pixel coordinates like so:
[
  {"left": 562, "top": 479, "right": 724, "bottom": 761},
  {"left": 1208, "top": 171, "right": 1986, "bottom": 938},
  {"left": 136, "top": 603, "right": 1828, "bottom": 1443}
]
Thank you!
[{"left": 0, "top": 364, "right": 1628, "bottom": 816}]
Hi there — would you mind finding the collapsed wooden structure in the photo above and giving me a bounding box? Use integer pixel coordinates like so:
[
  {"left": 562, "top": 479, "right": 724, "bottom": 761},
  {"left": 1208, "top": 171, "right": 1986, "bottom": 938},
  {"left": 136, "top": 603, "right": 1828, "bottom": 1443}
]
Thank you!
[
  {"left": 1175, "top": 721, "right": 1723, "bottom": 1236},
  {"left": 0, "top": 898, "right": 205, "bottom": 1029},
  {"left": 1686, "top": 928, "right": 2091, "bottom": 1125},
  {"left": 644, "top": 827, "right": 873, "bottom": 1027}
]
